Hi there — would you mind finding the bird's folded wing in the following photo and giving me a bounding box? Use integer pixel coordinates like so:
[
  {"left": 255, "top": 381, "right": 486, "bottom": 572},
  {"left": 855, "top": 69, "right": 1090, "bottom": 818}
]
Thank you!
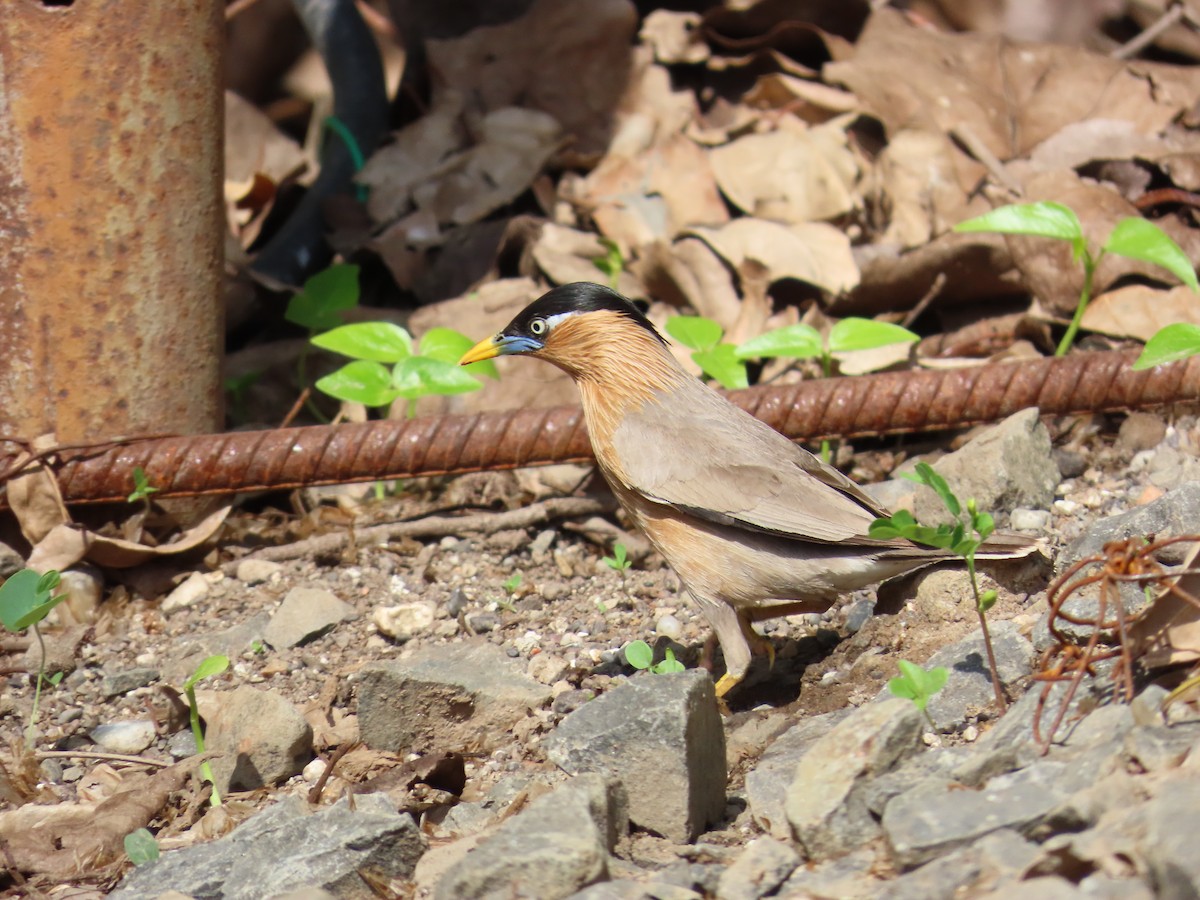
[{"left": 610, "top": 386, "right": 887, "bottom": 544}]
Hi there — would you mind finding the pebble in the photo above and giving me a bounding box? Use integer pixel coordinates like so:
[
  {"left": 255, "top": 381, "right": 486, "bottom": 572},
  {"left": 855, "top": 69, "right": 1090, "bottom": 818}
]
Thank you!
[
  {"left": 374, "top": 602, "right": 436, "bottom": 641},
  {"left": 235, "top": 558, "right": 284, "bottom": 585},
  {"left": 162, "top": 572, "right": 210, "bottom": 614},
  {"left": 90, "top": 720, "right": 157, "bottom": 754},
  {"left": 656, "top": 614, "right": 684, "bottom": 640},
  {"left": 1009, "top": 508, "right": 1051, "bottom": 531}
]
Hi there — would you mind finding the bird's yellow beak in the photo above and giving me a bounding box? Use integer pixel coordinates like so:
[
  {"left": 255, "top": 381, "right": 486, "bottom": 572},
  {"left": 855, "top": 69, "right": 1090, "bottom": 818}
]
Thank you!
[{"left": 459, "top": 337, "right": 502, "bottom": 366}]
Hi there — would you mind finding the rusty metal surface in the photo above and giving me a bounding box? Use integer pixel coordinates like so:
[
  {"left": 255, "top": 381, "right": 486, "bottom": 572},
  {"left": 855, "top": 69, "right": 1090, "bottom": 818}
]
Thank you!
[
  {"left": 0, "top": 1, "right": 223, "bottom": 443},
  {"left": 8, "top": 349, "right": 1196, "bottom": 506}
]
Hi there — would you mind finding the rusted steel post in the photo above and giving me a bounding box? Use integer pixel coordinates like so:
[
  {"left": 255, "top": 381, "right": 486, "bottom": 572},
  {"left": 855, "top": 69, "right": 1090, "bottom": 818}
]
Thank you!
[{"left": 0, "top": 1, "right": 224, "bottom": 443}]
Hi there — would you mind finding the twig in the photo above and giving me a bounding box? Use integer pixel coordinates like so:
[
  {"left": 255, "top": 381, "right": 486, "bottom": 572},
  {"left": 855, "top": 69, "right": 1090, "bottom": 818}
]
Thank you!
[
  {"left": 36, "top": 750, "right": 172, "bottom": 768},
  {"left": 222, "top": 496, "right": 614, "bottom": 570},
  {"left": 950, "top": 125, "right": 1022, "bottom": 195},
  {"left": 1112, "top": 2, "right": 1186, "bottom": 59},
  {"left": 308, "top": 741, "right": 358, "bottom": 804},
  {"left": 901, "top": 272, "right": 947, "bottom": 330}
]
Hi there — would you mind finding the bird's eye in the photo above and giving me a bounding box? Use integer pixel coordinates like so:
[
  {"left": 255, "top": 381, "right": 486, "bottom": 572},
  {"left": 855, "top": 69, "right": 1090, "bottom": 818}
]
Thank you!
[{"left": 529, "top": 318, "right": 548, "bottom": 336}]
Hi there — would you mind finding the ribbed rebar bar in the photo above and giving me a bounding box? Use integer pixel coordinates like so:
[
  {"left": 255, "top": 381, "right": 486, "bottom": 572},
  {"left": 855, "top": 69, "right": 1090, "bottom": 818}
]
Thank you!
[{"left": 3, "top": 349, "right": 1196, "bottom": 506}]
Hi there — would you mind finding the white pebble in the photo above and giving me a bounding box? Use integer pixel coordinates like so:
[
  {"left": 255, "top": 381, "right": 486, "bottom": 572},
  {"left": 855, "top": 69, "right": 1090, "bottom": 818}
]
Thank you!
[
  {"left": 655, "top": 614, "right": 683, "bottom": 641},
  {"left": 302, "top": 757, "right": 328, "bottom": 783},
  {"left": 235, "top": 559, "right": 283, "bottom": 585},
  {"left": 373, "top": 602, "right": 435, "bottom": 640},
  {"left": 90, "top": 720, "right": 157, "bottom": 754},
  {"left": 1009, "top": 508, "right": 1051, "bottom": 531},
  {"left": 161, "top": 572, "right": 209, "bottom": 614}
]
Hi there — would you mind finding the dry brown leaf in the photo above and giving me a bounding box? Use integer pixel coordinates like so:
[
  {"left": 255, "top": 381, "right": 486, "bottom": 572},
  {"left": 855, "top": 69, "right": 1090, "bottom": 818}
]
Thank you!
[
  {"left": 531, "top": 224, "right": 645, "bottom": 298},
  {"left": 709, "top": 116, "right": 858, "bottom": 223},
  {"left": 628, "top": 238, "right": 741, "bottom": 327},
  {"left": 1081, "top": 285, "right": 1200, "bottom": 342},
  {"left": 582, "top": 133, "right": 728, "bottom": 248},
  {"left": 689, "top": 218, "right": 860, "bottom": 295},
  {"left": 0, "top": 760, "right": 194, "bottom": 876},
  {"left": 1130, "top": 541, "right": 1200, "bottom": 668},
  {"left": 828, "top": 8, "right": 1200, "bottom": 162},
  {"left": 224, "top": 90, "right": 311, "bottom": 187},
  {"left": 6, "top": 437, "right": 70, "bottom": 545},
  {"left": 743, "top": 73, "right": 859, "bottom": 121},
  {"left": 866, "top": 129, "right": 973, "bottom": 248},
  {"left": 83, "top": 506, "right": 231, "bottom": 569},
  {"left": 424, "top": 0, "right": 637, "bottom": 161}
]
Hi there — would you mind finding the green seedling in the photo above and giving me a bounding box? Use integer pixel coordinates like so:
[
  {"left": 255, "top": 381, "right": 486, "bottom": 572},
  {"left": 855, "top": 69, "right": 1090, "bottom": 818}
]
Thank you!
[
  {"left": 127, "top": 466, "right": 159, "bottom": 507},
  {"left": 183, "top": 654, "right": 230, "bottom": 806},
  {"left": 736, "top": 317, "right": 919, "bottom": 379},
  {"left": 1133, "top": 322, "right": 1200, "bottom": 370},
  {"left": 312, "top": 322, "right": 499, "bottom": 415},
  {"left": 623, "top": 639, "right": 686, "bottom": 674},
  {"left": 593, "top": 238, "right": 625, "bottom": 290},
  {"left": 0, "top": 568, "right": 69, "bottom": 747},
  {"left": 503, "top": 573, "right": 523, "bottom": 595},
  {"left": 666, "top": 316, "right": 748, "bottom": 390},
  {"left": 955, "top": 202, "right": 1198, "bottom": 357},
  {"left": 250, "top": 639, "right": 266, "bottom": 655},
  {"left": 889, "top": 660, "right": 948, "bottom": 725},
  {"left": 869, "top": 463, "right": 1006, "bottom": 709},
  {"left": 603, "top": 543, "right": 632, "bottom": 573},
  {"left": 285, "top": 263, "right": 361, "bottom": 332},
  {"left": 124, "top": 828, "right": 160, "bottom": 866}
]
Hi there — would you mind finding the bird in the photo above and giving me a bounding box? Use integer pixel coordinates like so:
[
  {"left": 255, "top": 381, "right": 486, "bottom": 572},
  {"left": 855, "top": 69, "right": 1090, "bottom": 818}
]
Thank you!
[{"left": 460, "top": 282, "right": 1034, "bottom": 697}]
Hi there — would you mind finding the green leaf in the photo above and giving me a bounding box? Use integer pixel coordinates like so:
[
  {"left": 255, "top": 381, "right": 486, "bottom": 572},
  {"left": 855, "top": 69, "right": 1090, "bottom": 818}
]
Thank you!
[
  {"left": 951, "top": 538, "right": 980, "bottom": 557},
  {"left": 311, "top": 322, "right": 413, "bottom": 362},
  {"left": 692, "top": 345, "right": 749, "bottom": 389},
  {"left": 285, "top": 264, "right": 360, "bottom": 330},
  {"left": 624, "top": 639, "right": 654, "bottom": 670},
  {"left": 418, "top": 328, "right": 500, "bottom": 379},
  {"left": 955, "top": 202, "right": 1085, "bottom": 260},
  {"left": 35, "top": 571, "right": 61, "bottom": 595},
  {"left": 652, "top": 648, "right": 686, "bottom": 674},
  {"left": 124, "top": 828, "right": 160, "bottom": 865},
  {"left": 0, "top": 570, "right": 47, "bottom": 632},
  {"left": 1103, "top": 218, "right": 1199, "bottom": 292},
  {"left": 315, "top": 360, "right": 400, "bottom": 407},
  {"left": 184, "top": 654, "right": 229, "bottom": 691},
  {"left": 902, "top": 462, "right": 961, "bottom": 517},
  {"left": 666, "top": 316, "right": 723, "bottom": 351},
  {"left": 973, "top": 511, "right": 995, "bottom": 541},
  {"left": 869, "top": 518, "right": 903, "bottom": 541},
  {"left": 735, "top": 324, "right": 822, "bottom": 361},
  {"left": 1132, "top": 322, "right": 1200, "bottom": 370},
  {"left": 829, "top": 318, "right": 920, "bottom": 354},
  {"left": 889, "top": 660, "right": 948, "bottom": 711},
  {"left": 12, "top": 594, "right": 66, "bottom": 631},
  {"left": 392, "top": 357, "right": 483, "bottom": 399}
]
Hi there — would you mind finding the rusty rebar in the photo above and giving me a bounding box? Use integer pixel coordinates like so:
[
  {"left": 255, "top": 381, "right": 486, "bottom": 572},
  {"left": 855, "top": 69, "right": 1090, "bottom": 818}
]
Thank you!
[{"left": 2, "top": 349, "right": 1197, "bottom": 506}]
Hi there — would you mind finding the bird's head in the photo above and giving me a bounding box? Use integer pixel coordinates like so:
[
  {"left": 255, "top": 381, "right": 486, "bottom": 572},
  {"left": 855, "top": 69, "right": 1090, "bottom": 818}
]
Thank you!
[{"left": 458, "top": 282, "right": 668, "bottom": 381}]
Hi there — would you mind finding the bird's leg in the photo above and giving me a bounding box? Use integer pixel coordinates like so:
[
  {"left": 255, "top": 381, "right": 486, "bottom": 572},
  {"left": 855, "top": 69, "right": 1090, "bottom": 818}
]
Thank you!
[{"left": 691, "top": 591, "right": 754, "bottom": 699}]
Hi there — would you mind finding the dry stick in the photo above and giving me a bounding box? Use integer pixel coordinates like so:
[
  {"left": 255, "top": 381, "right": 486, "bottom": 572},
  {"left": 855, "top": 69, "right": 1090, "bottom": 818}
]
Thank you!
[
  {"left": 1112, "top": 2, "right": 1186, "bottom": 59},
  {"left": 222, "top": 496, "right": 613, "bottom": 570},
  {"left": 901, "top": 272, "right": 947, "bottom": 331},
  {"left": 36, "top": 750, "right": 172, "bottom": 768},
  {"left": 951, "top": 125, "right": 1023, "bottom": 196}
]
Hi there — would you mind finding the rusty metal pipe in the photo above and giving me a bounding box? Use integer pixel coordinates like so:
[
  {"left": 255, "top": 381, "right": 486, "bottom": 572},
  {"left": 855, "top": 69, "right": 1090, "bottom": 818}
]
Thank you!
[
  {"left": 3, "top": 349, "right": 1195, "bottom": 506},
  {"left": 0, "top": 1, "right": 224, "bottom": 443}
]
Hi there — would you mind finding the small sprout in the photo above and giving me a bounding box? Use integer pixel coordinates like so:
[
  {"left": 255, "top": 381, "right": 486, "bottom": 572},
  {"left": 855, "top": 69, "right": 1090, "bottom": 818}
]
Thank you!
[
  {"left": 0, "top": 568, "right": 69, "bottom": 746},
  {"left": 183, "top": 654, "right": 230, "bottom": 806},
  {"left": 250, "top": 639, "right": 266, "bottom": 655},
  {"left": 603, "top": 543, "right": 631, "bottom": 572},
  {"left": 956, "top": 202, "right": 1197, "bottom": 356},
  {"left": 653, "top": 648, "right": 685, "bottom": 674},
  {"left": 596, "top": 600, "right": 609, "bottom": 614},
  {"left": 592, "top": 238, "right": 625, "bottom": 290},
  {"left": 889, "top": 660, "right": 948, "bottom": 724},
  {"left": 1133, "top": 322, "right": 1200, "bottom": 371},
  {"left": 124, "top": 828, "right": 160, "bottom": 866},
  {"left": 285, "top": 263, "right": 361, "bottom": 331},
  {"left": 127, "top": 467, "right": 159, "bottom": 505},
  {"left": 624, "top": 640, "right": 686, "bottom": 674},
  {"left": 666, "top": 316, "right": 749, "bottom": 390},
  {"left": 503, "top": 573, "right": 523, "bottom": 595}
]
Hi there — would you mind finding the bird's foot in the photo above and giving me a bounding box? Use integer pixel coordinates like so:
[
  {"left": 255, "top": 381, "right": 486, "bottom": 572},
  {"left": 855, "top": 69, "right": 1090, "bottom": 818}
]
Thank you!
[{"left": 714, "top": 672, "right": 741, "bottom": 698}]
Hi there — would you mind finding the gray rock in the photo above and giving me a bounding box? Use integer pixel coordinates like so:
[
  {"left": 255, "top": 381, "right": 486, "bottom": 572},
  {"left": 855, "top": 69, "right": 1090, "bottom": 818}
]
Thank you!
[
  {"left": 568, "top": 882, "right": 701, "bottom": 900},
  {"left": 206, "top": 686, "right": 313, "bottom": 792},
  {"left": 101, "top": 667, "right": 161, "bottom": 698},
  {"left": 111, "top": 792, "right": 426, "bottom": 899},
  {"left": 914, "top": 408, "right": 1059, "bottom": 523},
  {"left": 264, "top": 587, "right": 353, "bottom": 649},
  {"left": 882, "top": 757, "right": 1095, "bottom": 868},
  {"left": 433, "top": 774, "right": 626, "bottom": 900},
  {"left": 90, "top": 720, "right": 157, "bottom": 754},
  {"left": 167, "top": 729, "right": 199, "bottom": 759},
  {"left": 974, "top": 876, "right": 1085, "bottom": 899},
  {"left": 544, "top": 670, "right": 725, "bottom": 842},
  {"left": 1123, "top": 723, "right": 1200, "bottom": 773},
  {"left": 359, "top": 640, "right": 551, "bottom": 754},
  {"left": 1139, "top": 778, "right": 1200, "bottom": 897},
  {"left": 715, "top": 837, "right": 799, "bottom": 900},
  {"left": 777, "top": 846, "right": 878, "bottom": 899},
  {"left": 744, "top": 708, "right": 851, "bottom": 838},
  {"left": 1060, "top": 482, "right": 1200, "bottom": 572},
  {"left": 786, "top": 699, "right": 924, "bottom": 858},
  {"left": 1117, "top": 412, "right": 1167, "bottom": 455},
  {"left": 235, "top": 558, "right": 284, "bottom": 584},
  {"left": 919, "top": 620, "right": 1034, "bottom": 731},
  {"left": 877, "top": 828, "right": 1039, "bottom": 900}
]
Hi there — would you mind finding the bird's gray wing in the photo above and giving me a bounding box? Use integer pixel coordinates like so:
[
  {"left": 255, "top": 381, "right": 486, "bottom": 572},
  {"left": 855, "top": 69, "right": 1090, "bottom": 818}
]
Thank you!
[{"left": 609, "top": 381, "right": 888, "bottom": 543}]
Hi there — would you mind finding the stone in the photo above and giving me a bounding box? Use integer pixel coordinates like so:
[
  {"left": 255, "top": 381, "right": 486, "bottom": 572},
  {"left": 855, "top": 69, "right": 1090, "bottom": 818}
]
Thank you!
[
  {"left": 206, "top": 686, "right": 313, "bottom": 792},
  {"left": 161, "top": 572, "right": 209, "bottom": 614},
  {"left": 786, "top": 699, "right": 923, "bottom": 858},
  {"left": 90, "top": 720, "right": 157, "bottom": 754},
  {"left": 1123, "top": 723, "right": 1200, "bottom": 772},
  {"left": 1010, "top": 508, "right": 1051, "bottom": 532},
  {"left": 1060, "top": 482, "right": 1200, "bottom": 572},
  {"left": 714, "top": 837, "right": 800, "bottom": 900},
  {"left": 235, "top": 558, "right": 284, "bottom": 584},
  {"left": 110, "top": 793, "right": 426, "bottom": 899},
  {"left": 875, "top": 828, "right": 1039, "bottom": 899},
  {"left": 545, "top": 670, "right": 725, "bottom": 842},
  {"left": 373, "top": 601, "right": 435, "bottom": 641},
  {"left": 358, "top": 640, "right": 551, "bottom": 754},
  {"left": 913, "top": 409, "right": 1060, "bottom": 523},
  {"left": 101, "top": 667, "right": 160, "bottom": 698},
  {"left": 432, "top": 774, "right": 626, "bottom": 900},
  {"left": 744, "top": 708, "right": 851, "bottom": 838},
  {"left": 777, "top": 846, "right": 878, "bottom": 899},
  {"left": 569, "top": 881, "right": 701, "bottom": 899},
  {"left": 1117, "top": 412, "right": 1167, "bottom": 455},
  {"left": 917, "top": 621, "right": 1034, "bottom": 732},
  {"left": 164, "top": 613, "right": 270, "bottom": 682},
  {"left": 264, "top": 588, "right": 353, "bottom": 649},
  {"left": 1138, "top": 777, "right": 1200, "bottom": 896}
]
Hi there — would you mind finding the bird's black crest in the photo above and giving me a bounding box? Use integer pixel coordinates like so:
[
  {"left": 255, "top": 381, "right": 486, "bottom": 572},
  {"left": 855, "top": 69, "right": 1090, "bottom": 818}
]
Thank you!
[{"left": 511, "top": 283, "right": 667, "bottom": 345}]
